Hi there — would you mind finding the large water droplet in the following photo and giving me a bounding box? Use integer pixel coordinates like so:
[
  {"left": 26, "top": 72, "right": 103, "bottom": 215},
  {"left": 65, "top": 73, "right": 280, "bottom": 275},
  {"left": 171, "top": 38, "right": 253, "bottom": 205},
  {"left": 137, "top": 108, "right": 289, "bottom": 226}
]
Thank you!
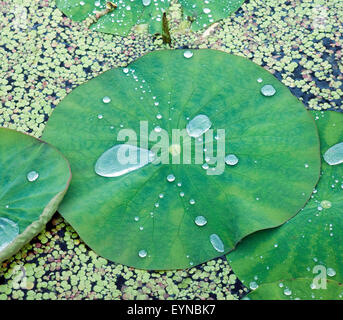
[
  {"left": 225, "top": 154, "right": 239, "bottom": 166},
  {"left": 261, "top": 84, "right": 276, "bottom": 97},
  {"left": 327, "top": 267, "right": 336, "bottom": 277},
  {"left": 95, "top": 144, "right": 155, "bottom": 177},
  {"left": 0, "top": 217, "right": 19, "bottom": 251},
  {"left": 195, "top": 216, "right": 207, "bottom": 226},
  {"left": 167, "top": 174, "right": 175, "bottom": 182},
  {"left": 186, "top": 115, "right": 212, "bottom": 138},
  {"left": 249, "top": 281, "right": 258, "bottom": 290},
  {"left": 102, "top": 96, "right": 111, "bottom": 104},
  {"left": 209, "top": 234, "right": 224, "bottom": 252},
  {"left": 138, "top": 249, "right": 147, "bottom": 258},
  {"left": 323, "top": 142, "right": 343, "bottom": 165},
  {"left": 283, "top": 288, "right": 292, "bottom": 296},
  {"left": 27, "top": 171, "right": 39, "bottom": 182},
  {"left": 184, "top": 50, "right": 193, "bottom": 59}
]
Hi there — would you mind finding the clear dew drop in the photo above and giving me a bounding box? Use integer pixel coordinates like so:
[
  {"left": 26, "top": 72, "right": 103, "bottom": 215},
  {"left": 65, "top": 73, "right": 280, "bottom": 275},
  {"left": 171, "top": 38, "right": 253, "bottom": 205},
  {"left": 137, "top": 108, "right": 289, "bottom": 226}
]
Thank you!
[
  {"left": 283, "top": 288, "right": 292, "bottom": 296},
  {"left": 0, "top": 217, "right": 19, "bottom": 251},
  {"left": 209, "top": 234, "right": 224, "bottom": 253},
  {"left": 327, "top": 267, "right": 336, "bottom": 277},
  {"left": 179, "top": 192, "right": 185, "bottom": 197},
  {"left": 203, "top": 8, "right": 211, "bottom": 14},
  {"left": 123, "top": 68, "right": 129, "bottom": 74},
  {"left": 167, "top": 174, "right": 176, "bottom": 182},
  {"left": 95, "top": 144, "right": 155, "bottom": 177},
  {"left": 257, "top": 78, "right": 263, "bottom": 83},
  {"left": 102, "top": 96, "right": 111, "bottom": 104},
  {"left": 138, "top": 249, "right": 147, "bottom": 258},
  {"left": 202, "top": 163, "right": 209, "bottom": 170},
  {"left": 225, "top": 154, "right": 239, "bottom": 166},
  {"left": 323, "top": 142, "right": 343, "bottom": 165},
  {"left": 186, "top": 115, "right": 212, "bottom": 138},
  {"left": 195, "top": 216, "right": 207, "bottom": 227},
  {"left": 189, "top": 199, "right": 195, "bottom": 205},
  {"left": 183, "top": 50, "right": 193, "bottom": 59},
  {"left": 154, "top": 126, "right": 162, "bottom": 133},
  {"left": 27, "top": 171, "right": 39, "bottom": 182},
  {"left": 261, "top": 84, "right": 276, "bottom": 97},
  {"left": 142, "top": 0, "right": 151, "bottom": 6},
  {"left": 134, "top": 216, "right": 139, "bottom": 222},
  {"left": 249, "top": 281, "right": 258, "bottom": 290}
]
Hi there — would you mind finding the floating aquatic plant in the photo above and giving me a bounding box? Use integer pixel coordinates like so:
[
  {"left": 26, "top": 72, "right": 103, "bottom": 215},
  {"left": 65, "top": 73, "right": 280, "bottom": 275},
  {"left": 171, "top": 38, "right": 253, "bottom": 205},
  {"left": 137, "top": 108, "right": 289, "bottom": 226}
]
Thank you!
[
  {"left": 42, "top": 49, "right": 320, "bottom": 270},
  {"left": 0, "top": 128, "right": 71, "bottom": 263},
  {"left": 227, "top": 111, "right": 343, "bottom": 300}
]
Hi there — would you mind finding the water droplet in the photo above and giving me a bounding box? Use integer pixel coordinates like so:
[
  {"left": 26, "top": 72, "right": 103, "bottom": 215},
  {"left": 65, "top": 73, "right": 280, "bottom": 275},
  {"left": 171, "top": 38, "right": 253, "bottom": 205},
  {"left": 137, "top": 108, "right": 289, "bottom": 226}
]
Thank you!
[
  {"left": 257, "top": 78, "right": 263, "bottom": 83},
  {"left": 323, "top": 142, "right": 343, "bottom": 165},
  {"left": 134, "top": 216, "right": 139, "bottom": 222},
  {"left": 209, "top": 234, "right": 224, "bottom": 253},
  {"left": 95, "top": 144, "right": 155, "bottom": 177},
  {"left": 203, "top": 8, "right": 211, "bottom": 14},
  {"left": 189, "top": 199, "right": 195, "bottom": 205},
  {"left": 142, "top": 0, "right": 151, "bottom": 6},
  {"left": 202, "top": 163, "right": 209, "bottom": 170},
  {"left": 139, "top": 226, "right": 144, "bottom": 231},
  {"left": 167, "top": 174, "right": 175, "bottom": 182},
  {"left": 327, "top": 268, "right": 336, "bottom": 277},
  {"left": 159, "top": 193, "right": 164, "bottom": 199},
  {"left": 102, "top": 96, "right": 111, "bottom": 104},
  {"left": 179, "top": 192, "right": 185, "bottom": 197},
  {"left": 320, "top": 200, "right": 332, "bottom": 209},
  {"left": 183, "top": 50, "right": 193, "bottom": 59},
  {"left": 27, "top": 171, "right": 39, "bottom": 182},
  {"left": 123, "top": 68, "right": 129, "bottom": 74},
  {"left": 186, "top": 115, "right": 212, "bottom": 138},
  {"left": 225, "top": 154, "right": 239, "bottom": 166},
  {"left": 0, "top": 217, "right": 19, "bottom": 251},
  {"left": 138, "top": 249, "right": 147, "bottom": 258},
  {"left": 195, "top": 216, "right": 207, "bottom": 226},
  {"left": 156, "top": 113, "right": 162, "bottom": 120},
  {"left": 283, "top": 288, "right": 292, "bottom": 296},
  {"left": 98, "top": 114, "right": 103, "bottom": 119},
  {"left": 154, "top": 126, "right": 162, "bottom": 133},
  {"left": 305, "top": 163, "right": 309, "bottom": 168},
  {"left": 261, "top": 84, "right": 276, "bottom": 97},
  {"left": 249, "top": 281, "right": 258, "bottom": 290}
]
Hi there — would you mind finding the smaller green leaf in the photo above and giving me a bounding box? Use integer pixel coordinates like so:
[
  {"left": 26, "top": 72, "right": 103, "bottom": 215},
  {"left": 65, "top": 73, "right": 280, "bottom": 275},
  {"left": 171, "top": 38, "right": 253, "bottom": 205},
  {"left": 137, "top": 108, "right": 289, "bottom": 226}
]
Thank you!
[
  {"left": 0, "top": 128, "right": 71, "bottom": 263},
  {"left": 227, "top": 111, "right": 343, "bottom": 300}
]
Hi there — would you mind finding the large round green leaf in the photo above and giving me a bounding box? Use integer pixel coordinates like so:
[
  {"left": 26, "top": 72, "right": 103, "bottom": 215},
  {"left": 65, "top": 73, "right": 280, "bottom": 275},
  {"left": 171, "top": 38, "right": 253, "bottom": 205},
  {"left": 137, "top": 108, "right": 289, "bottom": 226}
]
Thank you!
[
  {"left": 227, "top": 111, "right": 343, "bottom": 300},
  {"left": 56, "top": 0, "right": 245, "bottom": 35},
  {"left": 42, "top": 49, "right": 320, "bottom": 270},
  {"left": 0, "top": 128, "right": 71, "bottom": 263}
]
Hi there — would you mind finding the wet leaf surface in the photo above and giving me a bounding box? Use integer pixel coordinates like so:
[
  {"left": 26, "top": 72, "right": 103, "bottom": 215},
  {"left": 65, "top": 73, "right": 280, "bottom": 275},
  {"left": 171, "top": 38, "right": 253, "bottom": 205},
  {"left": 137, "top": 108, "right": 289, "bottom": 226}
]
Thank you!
[
  {"left": 42, "top": 49, "right": 320, "bottom": 270},
  {"left": 227, "top": 111, "right": 343, "bottom": 300},
  {"left": 0, "top": 128, "right": 71, "bottom": 262}
]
